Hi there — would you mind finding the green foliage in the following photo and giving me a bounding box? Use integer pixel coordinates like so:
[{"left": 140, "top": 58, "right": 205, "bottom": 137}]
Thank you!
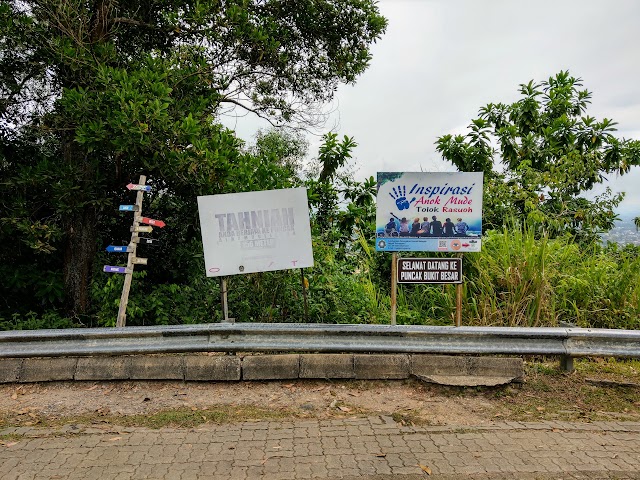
[
  {"left": 4, "top": 13, "right": 640, "bottom": 335},
  {"left": 306, "top": 133, "right": 376, "bottom": 256},
  {"left": 436, "top": 71, "right": 640, "bottom": 241},
  {"left": 555, "top": 242, "right": 640, "bottom": 329},
  {"left": 463, "top": 225, "right": 640, "bottom": 328},
  {"left": 0, "top": 0, "right": 386, "bottom": 317},
  {"left": 0, "top": 311, "right": 79, "bottom": 330}
]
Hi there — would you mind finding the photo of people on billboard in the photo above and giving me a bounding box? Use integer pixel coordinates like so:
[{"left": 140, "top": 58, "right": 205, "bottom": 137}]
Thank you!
[{"left": 375, "top": 172, "right": 483, "bottom": 252}]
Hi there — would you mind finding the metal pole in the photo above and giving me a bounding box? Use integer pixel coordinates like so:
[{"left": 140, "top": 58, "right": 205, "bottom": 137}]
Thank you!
[
  {"left": 220, "top": 277, "right": 233, "bottom": 323},
  {"left": 455, "top": 252, "right": 463, "bottom": 327},
  {"left": 116, "top": 175, "right": 145, "bottom": 328},
  {"left": 391, "top": 252, "right": 398, "bottom": 325},
  {"left": 300, "top": 268, "right": 309, "bottom": 323}
]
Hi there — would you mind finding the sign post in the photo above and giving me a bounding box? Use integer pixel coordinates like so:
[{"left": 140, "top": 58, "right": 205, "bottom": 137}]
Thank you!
[
  {"left": 300, "top": 268, "right": 309, "bottom": 323},
  {"left": 396, "top": 256, "right": 464, "bottom": 324},
  {"left": 391, "top": 252, "right": 398, "bottom": 326},
  {"left": 456, "top": 253, "right": 463, "bottom": 327},
  {"left": 116, "top": 175, "right": 147, "bottom": 327},
  {"left": 197, "top": 187, "right": 314, "bottom": 322},
  {"left": 103, "top": 175, "right": 166, "bottom": 327},
  {"left": 219, "top": 278, "right": 233, "bottom": 323},
  {"left": 376, "top": 172, "right": 483, "bottom": 326}
]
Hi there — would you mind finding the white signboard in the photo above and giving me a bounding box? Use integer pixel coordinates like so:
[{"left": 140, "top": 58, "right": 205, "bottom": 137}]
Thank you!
[
  {"left": 376, "top": 172, "right": 483, "bottom": 252},
  {"left": 197, "top": 187, "right": 314, "bottom": 277}
]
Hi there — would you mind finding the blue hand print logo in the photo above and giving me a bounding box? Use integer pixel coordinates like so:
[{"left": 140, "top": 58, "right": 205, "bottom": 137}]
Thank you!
[{"left": 389, "top": 186, "right": 415, "bottom": 211}]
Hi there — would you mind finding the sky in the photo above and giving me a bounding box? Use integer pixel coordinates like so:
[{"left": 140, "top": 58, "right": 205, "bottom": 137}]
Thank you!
[{"left": 226, "top": 0, "right": 640, "bottom": 219}]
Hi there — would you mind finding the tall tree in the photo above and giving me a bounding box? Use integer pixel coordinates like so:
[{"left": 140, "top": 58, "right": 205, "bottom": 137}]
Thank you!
[
  {"left": 436, "top": 71, "right": 640, "bottom": 240},
  {"left": 0, "top": 0, "right": 387, "bottom": 317}
]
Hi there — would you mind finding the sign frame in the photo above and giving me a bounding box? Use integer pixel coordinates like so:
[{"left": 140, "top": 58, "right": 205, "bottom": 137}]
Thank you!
[
  {"left": 397, "top": 257, "right": 462, "bottom": 284},
  {"left": 375, "top": 172, "right": 483, "bottom": 253},
  {"left": 197, "top": 187, "right": 314, "bottom": 278}
]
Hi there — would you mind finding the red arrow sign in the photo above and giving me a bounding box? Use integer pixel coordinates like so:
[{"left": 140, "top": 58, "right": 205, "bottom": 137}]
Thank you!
[
  {"left": 462, "top": 243, "right": 470, "bottom": 247},
  {"left": 126, "top": 183, "right": 152, "bottom": 192},
  {"left": 141, "top": 217, "right": 166, "bottom": 228}
]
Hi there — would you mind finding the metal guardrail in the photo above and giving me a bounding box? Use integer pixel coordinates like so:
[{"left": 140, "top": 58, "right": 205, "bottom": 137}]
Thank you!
[{"left": 0, "top": 323, "right": 639, "bottom": 359}]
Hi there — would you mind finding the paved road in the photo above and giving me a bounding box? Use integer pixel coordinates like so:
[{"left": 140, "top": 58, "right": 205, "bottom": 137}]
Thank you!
[{"left": 2, "top": 417, "right": 640, "bottom": 479}]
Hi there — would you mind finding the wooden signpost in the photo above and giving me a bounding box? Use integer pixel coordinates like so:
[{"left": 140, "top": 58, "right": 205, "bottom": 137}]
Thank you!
[
  {"left": 376, "top": 172, "right": 484, "bottom": 327},
  {"left": 103, "top": 175, "right": 166, "bottom": 327},
  {"left": 393, "top": 254, "right": 465, "bottom": 327}
]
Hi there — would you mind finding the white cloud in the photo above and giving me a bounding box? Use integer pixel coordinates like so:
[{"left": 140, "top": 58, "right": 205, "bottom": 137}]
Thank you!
[{"left": 225, "top": 0, "right": 640, "bottom": 215}]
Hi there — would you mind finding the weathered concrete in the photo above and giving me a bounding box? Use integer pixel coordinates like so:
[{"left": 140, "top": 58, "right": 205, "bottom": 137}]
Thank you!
[
  {"left": 2, "top": 354, "right": 525, "bottom": 384},
  {"left": 242, "top": 354, "right": 300, "bottom": 380},
  {"left": 75, "top": 356, "right": 132, "bottom": 381},
  {"left": 184, "top": 355, "right": 241, "bottom": 381},
  {"left": 354, "top": 354, "right": 410, "bottom": 379},
  {"left": 129, "top": 355, "right": 184, "bottom": 380},
  {"left": 466, "top": 356, "right": 524, "bottom": 380},
  {"left": 0, "top": 358, "right": 23, "bottom": 383},
  {"left": 411, "top": 354, "right": 467, "bottom": 375},
  {"left": 19, "top": 357, "right": 78, "bottom": 383},
  {"left": 299, "top": 354, "right": 354, "bottom": 379},
  {"left": 411, "top": 354, "right": 523, "bottom": 386}
]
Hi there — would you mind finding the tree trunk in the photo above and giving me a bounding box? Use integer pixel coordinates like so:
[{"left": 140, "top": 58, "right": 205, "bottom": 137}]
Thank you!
[
  {"left": 60, "top": 131, "right": 99, "bottom": 317},
  {"left": 63, "top": 208, "right": 98, "bottom": 317}
]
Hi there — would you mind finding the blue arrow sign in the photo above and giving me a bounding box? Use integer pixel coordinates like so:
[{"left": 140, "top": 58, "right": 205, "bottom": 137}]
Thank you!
[
  {"left": 103, "top": 265, "right": 128, "bottom": 274},
  {"left": 106, "top": 245, "right": 131, "bottom": 253},
  {"left": 119, "top": 205, "right": 136, "bottom": 211}
]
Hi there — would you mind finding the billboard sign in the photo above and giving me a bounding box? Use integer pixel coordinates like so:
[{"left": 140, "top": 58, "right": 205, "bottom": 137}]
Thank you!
[
  {"left": 376, "top": 172, "right": 483, "bottom": 252},
  {"left": 197, "top": 187, "right": 314, "bottom": 277}
]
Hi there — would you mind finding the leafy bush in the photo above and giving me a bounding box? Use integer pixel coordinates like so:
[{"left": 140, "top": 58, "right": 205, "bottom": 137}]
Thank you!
[{"left": 0, "top": 311, "right": 80, "bottom": 330}]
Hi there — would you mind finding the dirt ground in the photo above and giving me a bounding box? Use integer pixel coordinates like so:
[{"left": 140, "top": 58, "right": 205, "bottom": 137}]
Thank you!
[
  {"left": 1, "top": 359, "right": 639, "bottom": 430},
  {"left": 0, "top": 379, "right": 497, "bottom": 426}
]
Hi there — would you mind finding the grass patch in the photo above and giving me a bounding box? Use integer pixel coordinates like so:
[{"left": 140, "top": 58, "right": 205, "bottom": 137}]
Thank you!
[
  {"left": 113, "top": 405, "right": 291, "bottom": 429},
  {"left": 487, "top": 359, "right": 640, "bottom": 422},
  {"left": 0, "top": 433, "right": 23, "bottom": 442},
  {"left": 391, "top": 409, "right": 424, "bottom": 426},
  {"left": 0, "top": 405, "right": 294, "bottom": 431},
  {"left": 575, "top": 357, "right": 640, "bottom": 378}
]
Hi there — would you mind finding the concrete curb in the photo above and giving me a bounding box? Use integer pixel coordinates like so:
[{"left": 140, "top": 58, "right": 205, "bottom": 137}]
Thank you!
[
  {"left": 411, "top": 354, "right": 525, "bottom": 386},
  {"left": 355, "top": 354, "right": 410, "bottom": 379},
  {"left": 0, "top": 354, "right": 524, "bottom": 384}
]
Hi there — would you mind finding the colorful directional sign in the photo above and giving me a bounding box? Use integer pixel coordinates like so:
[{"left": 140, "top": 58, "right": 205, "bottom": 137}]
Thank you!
[
  {"left": 132, "top": 226, "right": 153, "bottom": 233},
  {"left": 126, "top": 183, "right": 152, "bottom": 192},
  {"left": 119, "top": 205, "right": 137, "bottom": 212},
  {"left": 106, "top": 245, "right": 132, "bottom": 253},
  {"left": 103, "top": 265, "right": 130, "bottom": 274},
  {"left": 140, "top": 217, "right": 166, "bottom": 228},
  {"left": 137, "top": 238, "right": 160, "bottom": 246}
]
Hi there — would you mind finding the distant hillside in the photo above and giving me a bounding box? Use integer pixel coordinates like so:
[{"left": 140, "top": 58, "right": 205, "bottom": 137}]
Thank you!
[{"left": 600, "top": 219, "right": 640, "bottom": 246}]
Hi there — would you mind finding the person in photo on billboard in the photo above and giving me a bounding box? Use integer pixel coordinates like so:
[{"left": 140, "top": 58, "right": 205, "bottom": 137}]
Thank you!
[
  {"left": 399, "top": 217, "right": 410, "bottom": 236},
  {"left": 420, "top": 217, "right": 430, "bottom": 237},
  {"left": 385, "top": 217, "right": 397, "bottom": 235},
  {"left": 443, "top": 218, "right": 455, "bottom": 237},
  {"left": 430, "top": 216, "right": 443, "bottom": 237},
  {"left": 455, "top": 217, "right": 469, "bottom": 236},
  {"left": 410, "top": 217, "right": 421, "bottom": 236}
]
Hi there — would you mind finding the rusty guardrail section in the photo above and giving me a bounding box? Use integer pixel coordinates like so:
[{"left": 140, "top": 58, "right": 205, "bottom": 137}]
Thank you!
[{"left": 0, "top": 324, "right": 639, "bottom": 359}]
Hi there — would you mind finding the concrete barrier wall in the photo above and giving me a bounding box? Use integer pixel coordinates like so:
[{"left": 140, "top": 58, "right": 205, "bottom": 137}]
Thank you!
[{"left": 0, "top": 354, "right": 523, "bottom": 384}]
